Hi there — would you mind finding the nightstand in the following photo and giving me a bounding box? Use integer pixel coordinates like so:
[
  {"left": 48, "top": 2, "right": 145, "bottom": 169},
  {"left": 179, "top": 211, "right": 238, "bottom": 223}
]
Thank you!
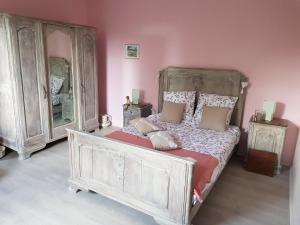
[
  {"left": 247, "top": 119, "right": 288, "bottom": 174},
  {"left": 123, "top": 104, "right": 152, "bottom": 127}
]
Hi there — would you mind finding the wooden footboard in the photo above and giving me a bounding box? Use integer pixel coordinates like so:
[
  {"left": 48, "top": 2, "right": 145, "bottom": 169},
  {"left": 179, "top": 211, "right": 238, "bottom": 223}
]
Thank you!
[{"left": 67, "top": 129, "right": 196, "bottom": 225}]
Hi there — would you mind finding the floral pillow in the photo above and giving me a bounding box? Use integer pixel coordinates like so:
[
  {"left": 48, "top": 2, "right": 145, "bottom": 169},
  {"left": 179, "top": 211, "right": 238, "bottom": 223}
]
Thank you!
[
  {"left": 163, "top": 91, "right": 196, "bottom": 122},
  {"left": 193, "top": 93, "right": 238, "bottom": 126},
  {"left": 51, "top": 75, "right": 65, "bottom": 95}
]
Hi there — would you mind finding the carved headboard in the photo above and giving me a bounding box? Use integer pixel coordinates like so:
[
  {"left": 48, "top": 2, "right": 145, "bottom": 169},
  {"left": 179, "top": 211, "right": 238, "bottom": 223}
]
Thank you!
[
  {"left": 158, "top": 67, "right": 248, "bottom": 128},
  {"left": 49, "top": 56, "right": 71, "bottom": 93}
]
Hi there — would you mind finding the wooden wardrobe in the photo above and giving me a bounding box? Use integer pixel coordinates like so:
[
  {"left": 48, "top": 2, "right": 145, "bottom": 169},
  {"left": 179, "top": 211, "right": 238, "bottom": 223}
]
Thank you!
[{"left": 0, "top": 13, "right": 99, "bottom": 160}]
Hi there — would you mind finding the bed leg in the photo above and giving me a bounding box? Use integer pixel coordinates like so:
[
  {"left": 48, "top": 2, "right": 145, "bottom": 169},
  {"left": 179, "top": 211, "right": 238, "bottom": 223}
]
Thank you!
[{"left": 18, "top": 152, "right": 31, "bottom": 160}]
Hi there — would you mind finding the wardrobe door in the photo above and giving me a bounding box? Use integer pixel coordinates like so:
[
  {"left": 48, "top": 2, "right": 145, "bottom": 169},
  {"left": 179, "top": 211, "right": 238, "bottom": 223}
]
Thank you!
[
  {"left": 76, "top": 28, "right": 99, "bottom": 131},
  {"left": 44, "top": 25, "right": 77, "bottom": 140},
  {"left": 9, "top": 17, "right": 48, "bottom": 151}
]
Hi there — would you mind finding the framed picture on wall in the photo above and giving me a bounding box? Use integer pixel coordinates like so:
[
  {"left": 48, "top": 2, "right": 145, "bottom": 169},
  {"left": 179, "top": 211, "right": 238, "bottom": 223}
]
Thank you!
[{"left": 124, "top": 44, "right": 140, "bottom": 59}]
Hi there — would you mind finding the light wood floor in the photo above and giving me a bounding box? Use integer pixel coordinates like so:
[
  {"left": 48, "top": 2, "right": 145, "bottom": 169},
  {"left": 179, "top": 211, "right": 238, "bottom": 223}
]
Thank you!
[{"left": 0, "top": 140, "right": 289, "bottom": 225}]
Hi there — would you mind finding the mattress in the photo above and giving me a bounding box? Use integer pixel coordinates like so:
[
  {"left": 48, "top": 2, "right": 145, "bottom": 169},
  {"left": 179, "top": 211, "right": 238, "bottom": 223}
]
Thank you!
[{"left": 122, "top": 114, "right": 240, "bottom": 202}]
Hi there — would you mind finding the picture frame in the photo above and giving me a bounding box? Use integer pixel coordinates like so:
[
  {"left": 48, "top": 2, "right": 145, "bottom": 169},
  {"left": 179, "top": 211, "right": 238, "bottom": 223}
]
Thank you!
[{"left": 124, "top": 44, "right": 140, "bottom": 59}]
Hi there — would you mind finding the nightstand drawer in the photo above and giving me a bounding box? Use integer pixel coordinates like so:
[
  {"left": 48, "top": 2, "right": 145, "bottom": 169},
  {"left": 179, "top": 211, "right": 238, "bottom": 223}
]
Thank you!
[
  {"left": 123, "top": 109, "right": 140, "bottom": 117},
  {"left": 248, "top": 124, "right": 285, "bottom": 153}
]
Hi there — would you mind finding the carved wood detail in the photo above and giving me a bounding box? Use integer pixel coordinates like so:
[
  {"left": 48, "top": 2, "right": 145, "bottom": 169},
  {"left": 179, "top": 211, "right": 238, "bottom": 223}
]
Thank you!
[
  {"left": 68, "top": 129, "right": 196, "bottom": 225},
  {"left": 0, "top": 13, "right": 99, "bottom": 159}
]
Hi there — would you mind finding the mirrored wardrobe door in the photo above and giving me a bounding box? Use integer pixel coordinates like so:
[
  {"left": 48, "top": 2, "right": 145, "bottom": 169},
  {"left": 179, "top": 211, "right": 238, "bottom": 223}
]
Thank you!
[{"left": 44, "top": 24, "right": 77, "bottom": 140}]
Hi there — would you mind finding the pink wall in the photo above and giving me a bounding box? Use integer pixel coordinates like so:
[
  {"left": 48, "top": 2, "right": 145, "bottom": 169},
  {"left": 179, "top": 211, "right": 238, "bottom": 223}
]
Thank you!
[
  {"left": 0, "top": 0, "right": 88, "bottom": 25},
  {"left": 1, "top": 0, "right": 299, "bottom": 165},
  {"left": 87, "top": 0, "right": 300, "bottom": 166}
]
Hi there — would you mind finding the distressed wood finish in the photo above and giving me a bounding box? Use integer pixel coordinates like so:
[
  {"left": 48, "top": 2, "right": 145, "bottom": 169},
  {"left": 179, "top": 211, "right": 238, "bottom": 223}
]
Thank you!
[
  {"left": 0, "top": 13, "right": 98, "bottom": 159},
  {"left": 158, "top": 67, "right": 247, "bottom": 128},
  {"left": 76, "top": 28, "right": 99, "bottom": 131},
  {"left": 248, "top": 120, "right": 287, "bottom": 174},
  {"left": 68, "top": 129, "right": 196, "bottom": 225},
  {"left": 67, "top": 68, "right": 247, "bottom": 224},
  {"left": 0, "top": 15, "right": 18, "bottom": 149},
  {"left": 8, "top": 16, "right": 48, "bottom": 159},
  {"left": 0, "top": 145, "right": 5, "bottom": 158}
]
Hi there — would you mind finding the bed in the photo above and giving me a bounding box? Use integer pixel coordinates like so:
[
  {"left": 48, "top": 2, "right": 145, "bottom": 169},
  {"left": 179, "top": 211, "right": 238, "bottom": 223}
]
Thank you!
[{"left": 67, "top": 67, "right": 247, "bottom": 225}]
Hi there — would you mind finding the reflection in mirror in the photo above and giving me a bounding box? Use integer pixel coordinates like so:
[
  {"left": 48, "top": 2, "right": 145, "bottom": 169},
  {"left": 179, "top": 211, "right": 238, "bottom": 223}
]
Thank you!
[{"left": 46, "top": 27, "right": 74, "bottom": 128}]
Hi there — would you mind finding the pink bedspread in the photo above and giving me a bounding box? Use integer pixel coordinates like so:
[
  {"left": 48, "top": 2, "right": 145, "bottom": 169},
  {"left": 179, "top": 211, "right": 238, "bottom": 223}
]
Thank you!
[{"left": 105, "top": 131, "right": 219, "bottom": 202}]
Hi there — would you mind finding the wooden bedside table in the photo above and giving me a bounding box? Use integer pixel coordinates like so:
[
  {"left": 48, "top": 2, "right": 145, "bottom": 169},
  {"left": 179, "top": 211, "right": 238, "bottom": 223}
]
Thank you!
[
  {"left": 123, "top": 103, "right": 152, "bottom": 127},
  {"left": 247, "top": 119, "right": 288, "bottom": 174}
]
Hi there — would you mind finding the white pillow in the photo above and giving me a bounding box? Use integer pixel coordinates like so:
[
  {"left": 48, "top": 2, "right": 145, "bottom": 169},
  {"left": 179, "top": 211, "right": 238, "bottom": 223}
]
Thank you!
[
  {"left": 193, "top": 93, "right": 238, "bottom": 126},
  {"left": 51, "top": 75, "right": 65, "bottom": 95},
  {"left": 163, "top": 91, "right": 196, "bottom": 122},
  {"left": 147, "top": 131, "right": 178, "bottom": 151},
  {"left": 130, "top": 118, "right": 160, "bottom": 135}
]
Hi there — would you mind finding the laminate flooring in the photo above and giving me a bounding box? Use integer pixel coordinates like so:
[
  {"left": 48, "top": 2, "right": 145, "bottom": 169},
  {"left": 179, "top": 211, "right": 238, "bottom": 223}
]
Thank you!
[{"left": 0, "top": 137, "right": 289, "bottom": 225}]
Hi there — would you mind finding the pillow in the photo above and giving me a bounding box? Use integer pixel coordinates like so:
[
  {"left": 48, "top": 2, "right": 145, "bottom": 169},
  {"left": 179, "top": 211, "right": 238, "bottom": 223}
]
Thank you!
[
  {"left": 147, "top": 131, "right": 178, "bottom": 151},
  {"left": 130, "top": 118, "right": 160, "bottom": 135},
  {"left": 51, "top": 75, "right": 65, "bottom": 95},
  {"left": 52, "top": 94, "right": 61, "bottom": 106},
  {"left": 160, "top": 101, "right": 186, "bottom": 124},
  {"left": 199, "top": 106, "right": 231, "bottom": 131},
  {"left": 193, "top": 93, "right": 238, "bottom": 126},
  {"left": 163, "top": 91, "right": 196, "bottom": 122}
]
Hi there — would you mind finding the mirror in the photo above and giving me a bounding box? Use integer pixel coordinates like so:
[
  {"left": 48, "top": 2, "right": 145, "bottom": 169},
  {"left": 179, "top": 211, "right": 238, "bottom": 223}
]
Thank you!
[{"left": 45, "top": 26, "right": 74, "bottom": 128}]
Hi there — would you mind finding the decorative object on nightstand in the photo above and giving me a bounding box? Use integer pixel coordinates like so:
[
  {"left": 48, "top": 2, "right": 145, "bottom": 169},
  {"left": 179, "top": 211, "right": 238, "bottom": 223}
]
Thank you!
[
  {"left": 254, "top": 109, "right": 265, "bottom": 121},
  {"left": 100, "top": 114, "right": 112, "bottom": 128},
  {"left": 125, "top": 96, "right": 131, "bottom": 104},
  {"left": 132, "top": 89, "right": 140, "bottom": 105},
  {"left": 0, "top": 145, "right": 5, "bottom": 158},
  {"left": 123, "top": 103, "right": 152, "bottom": 127},
  {"left": 247, "top": 118, "right": 288, "bottom": 174},
  {"left": 262, "top": 100, "right": 276, "bottom": 121},
  {"left": 246, "top": 149, "right": 277, "bottom": 177}
]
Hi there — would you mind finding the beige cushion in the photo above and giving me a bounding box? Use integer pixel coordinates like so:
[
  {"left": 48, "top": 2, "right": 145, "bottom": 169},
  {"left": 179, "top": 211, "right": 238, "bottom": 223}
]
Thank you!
[
  {"left": 160, "top": 101, "right": 186, "bottom": 124},
  {"left": 193, "top": 93, "right": 238, "bottom": 126},
  {"left": 147, "top": 131, "right": 178, "bottom": 151},
  {"left": 163, "top": 91, "right": 196, "bottom": 121},
  {"left": 130, "top": 118, "right": 160, "bottom": 135},
  {"left": 199, "top": 106, "right": 231, "bottom": 131}
]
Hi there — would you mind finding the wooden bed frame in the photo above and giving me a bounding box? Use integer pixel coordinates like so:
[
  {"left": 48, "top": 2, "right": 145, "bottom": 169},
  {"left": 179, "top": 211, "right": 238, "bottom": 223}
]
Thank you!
[{"left": 67, "top": 67, "right": 247, "bottom": 225}]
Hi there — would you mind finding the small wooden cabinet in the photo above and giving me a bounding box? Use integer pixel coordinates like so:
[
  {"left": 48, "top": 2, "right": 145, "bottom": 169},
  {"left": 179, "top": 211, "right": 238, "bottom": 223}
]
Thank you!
[
  {"left": 248, "top": 119, "right": 288, "bottom": 174},
  {"left": 123, "top": 104, "right": 152, "bottom": 127}
]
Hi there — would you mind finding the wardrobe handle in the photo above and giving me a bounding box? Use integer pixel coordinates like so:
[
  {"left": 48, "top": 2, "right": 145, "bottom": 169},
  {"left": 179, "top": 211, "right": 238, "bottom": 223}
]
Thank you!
[
  {"left": 81, "top": 82, "right": 85, "bottom": 91},
  {"left": 43, "top": 86, "right": 47, "bottom": 99}
]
